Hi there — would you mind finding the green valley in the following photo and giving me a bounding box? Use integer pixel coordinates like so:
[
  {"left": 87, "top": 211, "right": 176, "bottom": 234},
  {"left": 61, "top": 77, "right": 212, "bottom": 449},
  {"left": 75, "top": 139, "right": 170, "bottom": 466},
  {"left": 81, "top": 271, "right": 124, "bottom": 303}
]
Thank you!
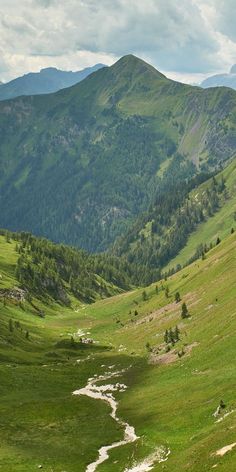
[
  {"left": 1, "top": 2, "right": 236, "bottom": 471},
  {"left": 1, "top": 52, "right": 236, "bottom": 472},
  {"left": 0, "top": 227, "right": 235, "bottom": 471}
]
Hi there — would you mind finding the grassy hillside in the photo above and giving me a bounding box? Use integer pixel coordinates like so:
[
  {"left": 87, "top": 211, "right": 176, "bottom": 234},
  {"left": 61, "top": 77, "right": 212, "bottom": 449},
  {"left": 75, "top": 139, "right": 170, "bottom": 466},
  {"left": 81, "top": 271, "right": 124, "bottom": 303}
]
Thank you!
[
  {"left": 114, "top": 157, "right": 236, "bottom": 282},
  {"left": 165, "top": 158, "right": 236, "bottom": 271},
  {"left": 0, "top": 229, "right": 236, "bottom": 471},
  {"left": 0, "top": 55, "right": 236, "bottom": 252},
  {"left": 0, "top": 231, "right": 134, "bottom": 305}
]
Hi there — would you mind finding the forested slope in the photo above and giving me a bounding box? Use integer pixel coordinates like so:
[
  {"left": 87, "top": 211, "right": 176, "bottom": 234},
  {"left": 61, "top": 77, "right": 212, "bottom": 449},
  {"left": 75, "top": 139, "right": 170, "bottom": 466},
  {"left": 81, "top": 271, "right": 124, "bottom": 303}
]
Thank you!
[
  {"left": 113, "top": 158, "right": 236, "bottom": 283},
  {"left": 0, "top": 55, "right": 236, "bottom": 251}
]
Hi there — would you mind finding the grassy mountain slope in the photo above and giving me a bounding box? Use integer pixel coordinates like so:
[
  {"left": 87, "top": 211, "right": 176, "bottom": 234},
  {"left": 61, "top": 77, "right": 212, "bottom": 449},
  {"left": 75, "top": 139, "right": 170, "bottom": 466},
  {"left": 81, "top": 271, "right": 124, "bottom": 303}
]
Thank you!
[
  {"left": 65, "top": 232, "right": 236, "bottom": 471},
  {"left": 0, "top": 231, "right": 134, "bottom": 305},
  {"left": 164, "top": 158, "right": 236, "bottom": 271},
  {"left": 0, "top": 228, "right": 235, "bottom": 471},
  {"left": 0, "top": 64, "right": 106, "bottom": 100},
  {"left": 114, "top": 157, "right": 236, "bottom": 281},
  {"left": 0, "top": 55, "right": 236, "bottom": 251}
]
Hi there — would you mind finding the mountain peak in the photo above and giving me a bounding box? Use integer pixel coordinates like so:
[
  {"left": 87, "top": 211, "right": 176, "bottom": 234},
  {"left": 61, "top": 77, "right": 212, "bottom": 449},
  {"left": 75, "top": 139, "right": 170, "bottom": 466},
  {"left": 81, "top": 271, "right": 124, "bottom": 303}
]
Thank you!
[
  {"left": 111, "top": 54, "right": 167, "bottom": 80},
  {"left": 230, "top": 64, "right": 236, "bottom": 74}
]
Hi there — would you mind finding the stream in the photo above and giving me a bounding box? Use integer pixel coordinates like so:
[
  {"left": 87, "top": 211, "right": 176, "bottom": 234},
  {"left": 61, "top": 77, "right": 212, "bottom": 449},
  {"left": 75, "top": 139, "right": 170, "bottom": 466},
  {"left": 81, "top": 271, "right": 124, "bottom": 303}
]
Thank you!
[
  {"left": 73, "top": 368, "right": 138, "bottom": 471},
  {"left": 73, "top": 367, "right": 170, "bottom": 471}
]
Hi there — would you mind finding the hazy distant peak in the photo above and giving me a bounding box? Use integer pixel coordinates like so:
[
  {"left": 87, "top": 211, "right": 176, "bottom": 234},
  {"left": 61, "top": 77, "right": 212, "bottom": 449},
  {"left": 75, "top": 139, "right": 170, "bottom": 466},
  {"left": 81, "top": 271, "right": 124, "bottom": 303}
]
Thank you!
[
  {"left": 200, "top": 64, "right": 236, "bottom": 90},
  {"left": 0, "top": 63, "right": 106, "bottom": 100}
]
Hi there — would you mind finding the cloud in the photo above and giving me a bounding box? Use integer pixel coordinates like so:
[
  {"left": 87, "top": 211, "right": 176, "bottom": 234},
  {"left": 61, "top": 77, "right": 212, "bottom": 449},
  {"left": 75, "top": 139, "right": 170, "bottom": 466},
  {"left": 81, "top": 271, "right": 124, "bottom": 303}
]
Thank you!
[
  {"left": 211, "top": 0, "right": 236, "bottom": 42},
  {"left": 0, "top": 0, "right": 235, "bottom": 82}
]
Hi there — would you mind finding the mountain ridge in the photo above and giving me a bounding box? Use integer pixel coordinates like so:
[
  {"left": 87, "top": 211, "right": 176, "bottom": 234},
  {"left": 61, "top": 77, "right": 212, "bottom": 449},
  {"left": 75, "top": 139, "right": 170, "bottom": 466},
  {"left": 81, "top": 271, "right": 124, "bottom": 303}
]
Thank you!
[
  {"left": 0, "top": 63, "right": 106, "bottom": 101},
  {"left": 0, "top": 54, "right": 236, "bottom": 253}
]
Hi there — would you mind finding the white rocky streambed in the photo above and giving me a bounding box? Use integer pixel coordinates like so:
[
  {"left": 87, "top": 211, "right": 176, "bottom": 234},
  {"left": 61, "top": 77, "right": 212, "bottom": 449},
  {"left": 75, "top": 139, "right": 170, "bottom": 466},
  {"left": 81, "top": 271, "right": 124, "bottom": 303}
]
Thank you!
[{"left": 73, "top": 367, "right": 170, "bottom": 472}]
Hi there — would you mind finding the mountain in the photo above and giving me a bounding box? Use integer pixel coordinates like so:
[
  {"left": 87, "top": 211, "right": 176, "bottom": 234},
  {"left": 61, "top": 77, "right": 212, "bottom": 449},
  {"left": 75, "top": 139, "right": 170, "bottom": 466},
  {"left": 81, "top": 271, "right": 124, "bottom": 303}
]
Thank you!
[
  {"left": 0, "top": 54, "right": 236, "bottom": 253},
  {"left": 0, "top": 230, "right": 132, "bottom": 304},
  {"left": 201, "top": 64, "right": 236, "bottom": 90},
  {"left": 164, "top": 158, "right": 236, "bottom": 271},
  {"left": 0, "top": 64, "right": 106, "bottom": 100},
  {"left": 0, "top": 223, "right": 235, "bottom": 471},
  {"left": 0, "top": 228, "right": 139, "bottom": 306},
  {"left": 113, "top": 158, "right": 236, "bottom": 283}
]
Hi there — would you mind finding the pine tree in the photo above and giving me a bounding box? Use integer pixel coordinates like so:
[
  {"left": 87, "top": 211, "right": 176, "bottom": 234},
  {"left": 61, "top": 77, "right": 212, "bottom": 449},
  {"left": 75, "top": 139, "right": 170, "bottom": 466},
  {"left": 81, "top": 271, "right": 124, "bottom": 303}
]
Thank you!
[
  {"left": 142, "top": 290, "right": 148, "bottom": 301},
  {"left": 5, "top": 231, "right": 10, "bottom": 243},
  {"left": 174, "top": 326, "right": 180, "bottom": 342},
  {"left": 164, "top": 329, "right": 169, "bottom": 344},
  {"left": 175, "top": 291, "right": 181, "bottom": 303},
  {"left": 165, "top": 286, "right": 169, "bottom": 298},
  {"left": 169, "top": 328, "right": 175, "bottom": 345},
  {"left": 181, "top": 302, "right": 189, "bottom": 319}
]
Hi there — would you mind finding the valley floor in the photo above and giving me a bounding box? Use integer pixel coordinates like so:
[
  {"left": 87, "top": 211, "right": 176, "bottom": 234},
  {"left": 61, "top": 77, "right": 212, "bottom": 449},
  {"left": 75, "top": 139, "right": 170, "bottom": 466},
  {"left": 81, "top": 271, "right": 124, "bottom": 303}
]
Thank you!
[{"left": 0, "top": 233, "right": 236, "bottom": 471}]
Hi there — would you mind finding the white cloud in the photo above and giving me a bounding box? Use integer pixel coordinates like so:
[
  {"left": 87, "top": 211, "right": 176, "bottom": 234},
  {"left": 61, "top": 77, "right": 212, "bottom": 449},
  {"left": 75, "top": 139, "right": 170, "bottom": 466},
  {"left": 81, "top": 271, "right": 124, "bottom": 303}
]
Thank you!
[{"left": 0, "top": 0, "right": 235, "bottom": 83}]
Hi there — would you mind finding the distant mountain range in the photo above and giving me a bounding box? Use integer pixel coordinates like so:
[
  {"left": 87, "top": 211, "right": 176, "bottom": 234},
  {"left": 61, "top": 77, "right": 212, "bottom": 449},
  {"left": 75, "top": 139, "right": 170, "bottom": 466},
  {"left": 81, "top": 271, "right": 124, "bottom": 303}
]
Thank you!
[
  {"left": 200, "top": 65, "right": 236, "bottom": 90},
  {"left": 0, "top": 54, "right": 236, "bottom": 256},
  {"left": 0, "top": 64, "right": 106, "bottom": 100}
]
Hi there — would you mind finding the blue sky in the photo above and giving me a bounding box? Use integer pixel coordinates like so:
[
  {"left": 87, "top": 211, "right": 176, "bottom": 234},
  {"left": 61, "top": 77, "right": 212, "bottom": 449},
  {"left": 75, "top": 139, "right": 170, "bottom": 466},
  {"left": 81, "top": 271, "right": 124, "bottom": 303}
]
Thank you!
[{"left": 0, "top": 0, "right": 236, "bottom": 84}]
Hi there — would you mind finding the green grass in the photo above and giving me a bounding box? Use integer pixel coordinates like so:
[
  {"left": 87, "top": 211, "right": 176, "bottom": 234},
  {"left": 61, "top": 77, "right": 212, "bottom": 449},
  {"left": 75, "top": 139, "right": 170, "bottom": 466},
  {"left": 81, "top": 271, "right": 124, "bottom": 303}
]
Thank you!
[
  {"left": 0, "top": 232, "right": 236, "bottom": 470},
  {"left": 165, "top": 158, "right": 236, "bottom": 271}
]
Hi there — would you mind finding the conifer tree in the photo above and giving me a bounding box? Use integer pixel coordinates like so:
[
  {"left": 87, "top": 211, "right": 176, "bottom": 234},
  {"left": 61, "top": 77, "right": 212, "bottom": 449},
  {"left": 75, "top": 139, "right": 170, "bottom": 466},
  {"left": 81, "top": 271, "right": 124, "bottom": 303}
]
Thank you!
[
  {"left": 181, "top": 302, "right": 189, "bottom": 319},
  {"left": 174, "top": 325, "right": 180, "bottom": 341},
  {"left": 142, "top": 290, "right": 148, "bottom": 301},
  {"left": 164, "top": 329, "right": 169, "bottom": 344},
  {"left": 169, "top": 328, "right": 175, "bottom": 345},
  {"left": 175, "top": 291, "right": 181, "bottom": 303}
]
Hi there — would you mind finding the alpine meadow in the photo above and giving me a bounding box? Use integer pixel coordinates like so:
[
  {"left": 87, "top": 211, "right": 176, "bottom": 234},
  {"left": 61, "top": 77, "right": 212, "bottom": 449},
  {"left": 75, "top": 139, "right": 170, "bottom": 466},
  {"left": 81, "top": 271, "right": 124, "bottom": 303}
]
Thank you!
[{"left": 0, "top": 2, "right": 236, "bottom": 472}]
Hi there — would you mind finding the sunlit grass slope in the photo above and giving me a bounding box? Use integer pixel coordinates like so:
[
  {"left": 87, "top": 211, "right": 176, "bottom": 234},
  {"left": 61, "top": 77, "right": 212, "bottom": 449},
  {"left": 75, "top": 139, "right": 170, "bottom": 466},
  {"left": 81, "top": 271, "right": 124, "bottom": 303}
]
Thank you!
[
  {"left": 165, "top": 158, "right": 236, "bottom": 271},
  {"left": 0, "top": 232, "right": 236, "bottom": 471}
]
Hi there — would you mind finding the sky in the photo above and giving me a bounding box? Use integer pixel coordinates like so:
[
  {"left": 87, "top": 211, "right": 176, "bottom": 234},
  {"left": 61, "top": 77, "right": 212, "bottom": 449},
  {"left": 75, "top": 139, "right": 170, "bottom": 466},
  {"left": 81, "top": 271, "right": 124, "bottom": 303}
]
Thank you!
[{"left": 0, "top": 0, "right": 236, "bottom": 84}]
